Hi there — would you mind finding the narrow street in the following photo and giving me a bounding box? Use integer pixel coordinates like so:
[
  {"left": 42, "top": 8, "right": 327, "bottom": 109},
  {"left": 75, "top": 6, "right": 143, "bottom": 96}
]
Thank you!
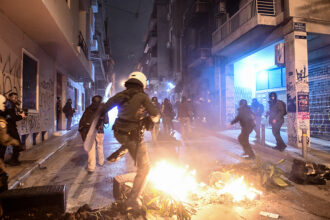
[{"left": 20, "top": 125, "right": 330, "bottom": 219}]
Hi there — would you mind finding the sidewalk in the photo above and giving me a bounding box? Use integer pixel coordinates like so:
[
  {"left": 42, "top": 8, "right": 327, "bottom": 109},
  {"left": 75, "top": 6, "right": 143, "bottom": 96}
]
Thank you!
[
  {"left": 216, "top": 128, "right": 330, "bottom": 166},
  {"left": 4, "top": 127, "right": 78, "bottom": 189}
]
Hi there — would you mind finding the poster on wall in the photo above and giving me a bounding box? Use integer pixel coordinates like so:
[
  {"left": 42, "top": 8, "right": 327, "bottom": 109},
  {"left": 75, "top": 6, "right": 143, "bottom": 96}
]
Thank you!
[
  {"left": 297, "top": 92, "right": 309, "bottom": 112},
  {"left": 275, "top": 43, "right": 285, "bottom": 67}
]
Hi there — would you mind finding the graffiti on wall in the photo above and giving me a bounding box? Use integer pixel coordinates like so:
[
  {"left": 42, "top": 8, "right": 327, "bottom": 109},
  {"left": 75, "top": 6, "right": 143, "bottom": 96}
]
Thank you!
[
  {"left": 0, "top": 53, "right": 21, "bottom": 96},
  {"left": 39, "top": 80, "right": 54, "bottom": 131},
  {"left": 296, "top": 66, "right": 308, "bottom": 84},
  {"left": 20, "top": 115, "right": 41, "bottom": 134},
  {"left": 1, "top": 51, "right": 54, "bottom": 135}
]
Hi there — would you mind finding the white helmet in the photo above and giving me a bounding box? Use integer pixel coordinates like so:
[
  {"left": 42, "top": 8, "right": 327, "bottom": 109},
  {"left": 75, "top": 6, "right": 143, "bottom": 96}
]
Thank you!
[
  {"left": 0, "top": 94, "right": 6, "bottom": 112},
  {"left": 128, "top": 71, "right": 147, "bottom": 89}
]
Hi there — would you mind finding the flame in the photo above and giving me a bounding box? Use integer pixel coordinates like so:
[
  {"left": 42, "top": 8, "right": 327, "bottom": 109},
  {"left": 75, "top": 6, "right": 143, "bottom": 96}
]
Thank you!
[
  {"left": 217, "top": 176, "right": 261, "bottom": 202},
  {"left": 148, "top": 160, "right": 262, "bottom": 203},
  {"left": 148, "top": 161, "right": 199, "bottom": 201}
]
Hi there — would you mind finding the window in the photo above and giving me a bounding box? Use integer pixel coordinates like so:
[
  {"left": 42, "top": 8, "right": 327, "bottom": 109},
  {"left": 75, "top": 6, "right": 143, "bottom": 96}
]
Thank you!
[
  {"left": 22, "top": 51, "right": 38, "bottom": 110},
  {"left": 256, "top": 67, "right": 286, "bottom": 91}
]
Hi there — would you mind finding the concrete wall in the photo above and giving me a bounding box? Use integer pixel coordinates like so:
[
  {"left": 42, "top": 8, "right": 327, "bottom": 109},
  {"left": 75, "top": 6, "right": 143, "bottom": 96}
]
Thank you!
[
  {"left": 0, "top": 11, "right": 55, "bottom": 138},
  {"left": 0, "top": 11, "right": 85, "bottom": 147},
  {"left": 43, "top": 0, "right": 79, "bottom": 47},
  {"left": 285, "top": 0, "right": 330, "bottom": 22}
]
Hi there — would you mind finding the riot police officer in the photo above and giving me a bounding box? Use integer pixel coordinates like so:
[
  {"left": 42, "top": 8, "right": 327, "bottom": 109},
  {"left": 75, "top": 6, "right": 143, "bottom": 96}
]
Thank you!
[
  {"left": 0, "top": 94, "right": 20, "bottom": 162},
  {"left": 3, "top": 93, "right": 25, "bottom": 165},
  {"left": 103, "top": 72, "right": 160, "bottom": 212}
]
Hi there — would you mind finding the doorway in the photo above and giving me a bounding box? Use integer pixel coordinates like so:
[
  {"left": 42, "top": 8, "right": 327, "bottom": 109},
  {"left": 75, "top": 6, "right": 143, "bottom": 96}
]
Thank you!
[{"left": 56, "top": 73, "right": 63, "bottom": 131}]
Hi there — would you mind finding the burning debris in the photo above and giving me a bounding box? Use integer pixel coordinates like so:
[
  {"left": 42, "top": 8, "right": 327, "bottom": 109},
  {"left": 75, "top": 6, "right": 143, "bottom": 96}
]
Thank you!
[{"left": 112, "top": 160, "right": 265, "bottom": 219}]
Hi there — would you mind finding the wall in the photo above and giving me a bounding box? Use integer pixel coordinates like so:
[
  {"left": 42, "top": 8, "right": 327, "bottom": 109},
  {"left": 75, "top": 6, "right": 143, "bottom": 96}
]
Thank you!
[
  {"left": 0, "top": 11, "right": 55, "bottom": 140},
  {"left": 42, "top": 0, "right": 79, "bottom": 47},
  {"left": 0, "top": 10, "right": 86, "bottom": 147},
  {"left": 66, "top": 78, "right": 85, "bottom": 126},
  {"left": 309, "top": 61, "right": 330, "bottom": 140},
  {"left": 286, "top": 0, "right": 330, "bottom": 22}
]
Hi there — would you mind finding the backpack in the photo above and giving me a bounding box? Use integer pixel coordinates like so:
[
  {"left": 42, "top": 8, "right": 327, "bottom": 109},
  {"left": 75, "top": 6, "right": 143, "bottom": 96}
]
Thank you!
[
  {"left": 278, "top": 100, "right": 287, "bottom": 116},
  {"left": 78, "top": 107, "right": 96, "bottom": 141}
]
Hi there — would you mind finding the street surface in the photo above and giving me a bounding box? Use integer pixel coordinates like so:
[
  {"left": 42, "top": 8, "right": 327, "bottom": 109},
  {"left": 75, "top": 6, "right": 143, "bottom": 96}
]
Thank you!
[{"left": 21, "top": 125, "right": 330, "bottom": 219}]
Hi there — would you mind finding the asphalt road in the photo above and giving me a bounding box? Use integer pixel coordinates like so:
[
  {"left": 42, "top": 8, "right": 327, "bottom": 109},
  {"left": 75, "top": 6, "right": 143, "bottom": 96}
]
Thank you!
[{"left": 21, "top": 126, "right": 330, "bottom": 219}]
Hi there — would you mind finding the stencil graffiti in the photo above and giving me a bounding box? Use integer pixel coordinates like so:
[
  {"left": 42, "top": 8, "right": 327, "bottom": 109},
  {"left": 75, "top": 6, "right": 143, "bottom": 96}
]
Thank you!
[{"left": 296, "top": 66, "right": 307, "bottom": 83}]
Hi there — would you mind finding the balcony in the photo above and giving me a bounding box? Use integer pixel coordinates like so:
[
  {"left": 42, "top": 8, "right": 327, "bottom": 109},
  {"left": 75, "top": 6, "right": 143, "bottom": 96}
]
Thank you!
[
  {"left": 212, "top": 0, "right": 283, "bottom": 58},
  {"left": 188, "top": 48, "right": 211, "bottom": 68}
]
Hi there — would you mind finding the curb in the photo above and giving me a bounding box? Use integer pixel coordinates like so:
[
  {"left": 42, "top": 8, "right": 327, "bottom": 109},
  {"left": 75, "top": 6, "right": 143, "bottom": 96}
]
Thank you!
[{"left": 8, "top": 128, "right": 78, "bottom": 190}]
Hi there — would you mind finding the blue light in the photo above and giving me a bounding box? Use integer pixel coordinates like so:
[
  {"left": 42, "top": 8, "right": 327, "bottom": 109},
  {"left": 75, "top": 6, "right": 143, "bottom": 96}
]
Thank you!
[
  {"left": 167, "top": 82, "right": 175, "bottom": 89},
  {"left": 258, "top": 71, "right": 268, "bottom": 81}
]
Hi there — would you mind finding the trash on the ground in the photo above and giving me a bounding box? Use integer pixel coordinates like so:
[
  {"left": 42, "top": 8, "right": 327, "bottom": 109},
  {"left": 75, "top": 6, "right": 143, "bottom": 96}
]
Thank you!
[
  {"left": 289, "top": 159, "right": 330, "bottom": 185},
  {"left": 259, "top": 211, "right": 280, "bottom": 218}
]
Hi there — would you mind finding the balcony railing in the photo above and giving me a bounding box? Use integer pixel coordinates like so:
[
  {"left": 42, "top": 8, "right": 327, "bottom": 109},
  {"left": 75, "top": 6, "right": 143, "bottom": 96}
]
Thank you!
[
  {"left": 78, "top": 31, "right": 88, "bottom": 58},
  {"left": 213, "top": 0, "right": 276, "bottom": 45}
]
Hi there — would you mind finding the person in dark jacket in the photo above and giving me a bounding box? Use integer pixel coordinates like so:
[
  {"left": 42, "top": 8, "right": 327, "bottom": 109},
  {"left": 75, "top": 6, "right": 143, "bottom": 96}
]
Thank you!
[
  {"left": 56, "top": 97, "right": 62, "bottom": 130},
  {"left": 151, "top": 97, "right": 161, "bottom": 144},
  {"left": 3, "top": 93, "right": 25, "bottom": 166},
  {"left": 102, "top": 71, "right": 160, "bottom": 212},
  {"left": 0, "top": 94, "right": 20, "bottom": 163},
  {"left": 251, "top": 98, "right": 264, "bottom": 140},
  {"left": 229, "top": 99, "right": 256, "bottom": 159},
  {"left": 267, "top": 92, "right": 287, "bottom": 151},
  {"left": 161, "top": 98, "right": 175, "bottom": 136},
  {"left": 62, "top": 98, "right": 75, "bottom": 130},
  {"left": 79, "top": 95, "right": 109, "bottom": 173}
]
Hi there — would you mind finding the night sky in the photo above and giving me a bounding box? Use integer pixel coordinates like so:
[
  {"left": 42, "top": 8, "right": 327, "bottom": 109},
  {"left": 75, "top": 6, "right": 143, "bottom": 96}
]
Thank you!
[{"left": 106, "top": 0, "right": 154, "bottom": 81}]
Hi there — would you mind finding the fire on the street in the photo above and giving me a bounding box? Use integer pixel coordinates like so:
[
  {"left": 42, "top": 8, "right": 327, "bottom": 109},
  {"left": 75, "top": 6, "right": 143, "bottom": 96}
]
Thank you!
[{"left": 148, "top": 160, "right": 262, "bottom": 203}]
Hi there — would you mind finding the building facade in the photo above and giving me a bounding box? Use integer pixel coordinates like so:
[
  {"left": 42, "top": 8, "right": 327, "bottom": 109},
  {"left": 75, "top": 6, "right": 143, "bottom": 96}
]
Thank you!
[
  {"left": 0, "top": 0, "right": 113, "bottom": 148},
  {"left": 212, "top": 0, "right": 330, "bottom": 147},
  {"left": 143, "top": 0, "right": 330, "bottom": 146}
]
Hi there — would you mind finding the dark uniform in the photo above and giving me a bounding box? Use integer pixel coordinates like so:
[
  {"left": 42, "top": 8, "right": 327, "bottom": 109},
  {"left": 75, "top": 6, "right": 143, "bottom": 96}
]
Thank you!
[
  {"left": 103, "top": 78, "right": 160, "bottom": 211},
  {"left": 0, "top": 116, "right": 20, "bottom": 161},
  {"left": 63, "top": 99, "right": 75, "bottom": 130},
  {"left": 251, "top": 98, "right": 264, "bottom": 139},
  {"left": 231, "top": 99, "right": 256, "bottom": 159},
  {"left": 3, "top": 100, "right": 24, "bottom": 164},
  {"left": 268, "top": 92, "right": 287, "bottom": 151}
]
